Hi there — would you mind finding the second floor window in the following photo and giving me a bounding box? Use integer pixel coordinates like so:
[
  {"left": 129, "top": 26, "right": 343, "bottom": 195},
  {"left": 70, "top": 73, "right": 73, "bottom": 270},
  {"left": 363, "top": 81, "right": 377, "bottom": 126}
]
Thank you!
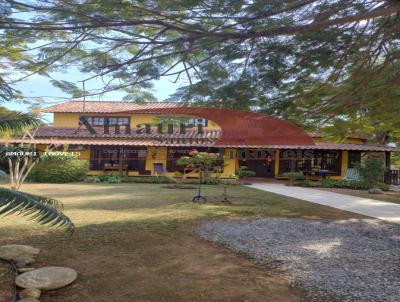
[
  {"left": 185, "top": 118, "right": 208, "bottom": 127},
  {"left": 80, "top": 116, "right": 130, "bottom": 126}
]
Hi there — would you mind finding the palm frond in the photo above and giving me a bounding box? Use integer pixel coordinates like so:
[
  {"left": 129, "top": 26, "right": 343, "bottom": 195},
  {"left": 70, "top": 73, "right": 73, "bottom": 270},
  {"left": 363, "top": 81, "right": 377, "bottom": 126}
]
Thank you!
[
  {"left": 0, "top": 110, "right": 42, "bottom": 133},
  {"left": 21, "top": 192, "right": 64, "bottom": 210},
  {"left": 0, "top": 187, "right": 74, "bottom": 232}
]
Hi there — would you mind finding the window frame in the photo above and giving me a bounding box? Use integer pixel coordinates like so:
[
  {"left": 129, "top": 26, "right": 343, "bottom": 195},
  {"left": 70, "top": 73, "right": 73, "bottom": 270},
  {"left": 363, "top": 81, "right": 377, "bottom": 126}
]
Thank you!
[{"left": 80, "top": 116, "right": 131, "bottom": 127}]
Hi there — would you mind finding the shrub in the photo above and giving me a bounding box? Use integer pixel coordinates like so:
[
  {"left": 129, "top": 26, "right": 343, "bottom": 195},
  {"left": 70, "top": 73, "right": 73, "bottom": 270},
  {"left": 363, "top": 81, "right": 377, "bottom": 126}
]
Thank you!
[
  {"left": 182, "top": 178, "right": 238, "bottom": 185},
  {"left": 173, "top": 171, "right": 183, "bottom": 177},
  {"left": 319, "top": 179, "right": 370, "bottom": 190},
  {"left": 282, "top": 172, "right": 305, "bottom": 182},
  {"left": 87, "top": 173, "right": 122, "bottom": 183},
  {"left": 29, "top": 153, "right": 88, "bottom": 183},
  {"left": 182, "top": 178, "right": 222, "bottom": 185},
  {"left": 238, "top": 166, "right": 256, "bottom": 178},
  {"left": 294, "top": 180, "right": 319, "bottom": 187},
  {"left": 358, "top": 157, "right": 385, "bottom": 188},
  {"left": 373, "top": 182, "right": 390, "bottom": 191},
  {"left": 319, "top": 179, "right": 345, "bottom": 188},
  {"left": 123, "top": 176, "right": 175, "bottom": 184}
]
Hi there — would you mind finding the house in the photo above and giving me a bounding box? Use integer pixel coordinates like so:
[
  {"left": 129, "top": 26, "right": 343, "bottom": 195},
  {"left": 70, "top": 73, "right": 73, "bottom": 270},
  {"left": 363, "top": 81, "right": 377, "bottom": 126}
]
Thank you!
[{"left": 4, "top": 101, "right": 400, "bottom": 181}]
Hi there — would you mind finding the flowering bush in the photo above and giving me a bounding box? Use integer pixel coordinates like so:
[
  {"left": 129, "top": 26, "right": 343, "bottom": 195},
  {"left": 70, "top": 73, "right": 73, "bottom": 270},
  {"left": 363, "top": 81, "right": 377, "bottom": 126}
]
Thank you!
[{"left": 177, "top": 150, "right": 224, "bottom": 176}]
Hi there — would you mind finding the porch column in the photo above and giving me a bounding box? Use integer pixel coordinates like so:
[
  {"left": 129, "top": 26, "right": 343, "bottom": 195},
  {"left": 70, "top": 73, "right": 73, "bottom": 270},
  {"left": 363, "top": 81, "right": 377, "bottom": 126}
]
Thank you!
[
  {"left": 340, "top": 150, "right": 349, "bottom": 178},
  {"left": 385, "top": 151, "right": 391, "bottom": 169},
  {"left": 274, "top": 150, "right": 280, "bottom": 177},
  {"left": 223, "top": 148, "right": 237, "bottom": 177},
  {"left": 145, "top": 146, "right": 167, "bottom": 175}
]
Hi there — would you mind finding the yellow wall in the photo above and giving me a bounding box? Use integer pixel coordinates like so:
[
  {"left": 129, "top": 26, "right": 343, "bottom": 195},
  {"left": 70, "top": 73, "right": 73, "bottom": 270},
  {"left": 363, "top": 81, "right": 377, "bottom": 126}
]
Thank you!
[
  {"left": 53, "top": 112, "right": 221, "bottom": 130},
  {"left": 145, "top": 146, "right": 167, "bottom": 174},
  {"left": 53, "top": 113, "right": 79, "bottom": 128},
  {"left": 274, "top": 150, "right": 280, "bottom": 177},
  {"left": 77, "top": 148, "right": 90, "bottom": 160},
  {"left": 223, "top": 148, "right": 237, "bottom": 177}
]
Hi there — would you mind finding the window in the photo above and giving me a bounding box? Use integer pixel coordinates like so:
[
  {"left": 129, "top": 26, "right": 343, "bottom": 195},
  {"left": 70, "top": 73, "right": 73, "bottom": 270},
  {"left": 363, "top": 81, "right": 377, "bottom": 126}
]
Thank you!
[
  {"left": 185, "top": 118, "right": 208, "bottom": 127},
  {"left": 89, "top": 146, "right": 146, "bottom": 171},
  {"left": 279, "top": 150, "right": 341, "bottom": 176},
  {"left": 80, "top": 116, "right": 130, "bottom": 126},
  {"left": 93, "top": 117, "right": 104, "bottom": 126}
]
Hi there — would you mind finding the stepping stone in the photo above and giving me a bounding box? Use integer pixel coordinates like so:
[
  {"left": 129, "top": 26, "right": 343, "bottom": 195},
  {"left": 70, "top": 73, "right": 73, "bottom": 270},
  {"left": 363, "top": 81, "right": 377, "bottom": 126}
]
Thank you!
[
  {"left": 20, "top": 288, "right": 41, "bottom": 299},
  {"left": 15, "top": 255, "right": 36, "bottom": 268},
  {"left": 16, "top": 266, "right": 78, "bottom": 290},
  {"left": 0, "top": 245, "right": 40, "bottom": 261},
  {"left": 18, "top": 268, "right": 36, "bottom": 273}
]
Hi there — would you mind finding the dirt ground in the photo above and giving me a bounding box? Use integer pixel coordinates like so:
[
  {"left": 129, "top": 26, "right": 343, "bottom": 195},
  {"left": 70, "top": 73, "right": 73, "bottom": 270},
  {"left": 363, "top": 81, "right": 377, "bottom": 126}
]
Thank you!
[{"left": 2, "top": 223, "right": 309, "bottom": 302}]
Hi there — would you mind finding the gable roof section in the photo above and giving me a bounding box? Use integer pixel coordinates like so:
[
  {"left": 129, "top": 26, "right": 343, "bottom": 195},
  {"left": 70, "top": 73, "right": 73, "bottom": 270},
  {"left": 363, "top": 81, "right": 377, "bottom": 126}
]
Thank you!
[
  {"left": 42, "top": 100, "right": 178, "bottom": 113},
  {"left": 34, "top": 126, "right": 221, "bottom": 139},
  {"left": 42, "top": 101, "right": 314, "bottom": 146},
  {"left": 119, "top": 107, "right": 315, "bottom": 146}
]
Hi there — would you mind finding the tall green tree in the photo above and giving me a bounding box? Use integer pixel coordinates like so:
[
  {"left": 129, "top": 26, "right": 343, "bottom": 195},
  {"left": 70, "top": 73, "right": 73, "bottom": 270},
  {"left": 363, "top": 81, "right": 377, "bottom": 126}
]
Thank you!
[{"left": 2, "top": 0, "right": 400, "bottom": 142}]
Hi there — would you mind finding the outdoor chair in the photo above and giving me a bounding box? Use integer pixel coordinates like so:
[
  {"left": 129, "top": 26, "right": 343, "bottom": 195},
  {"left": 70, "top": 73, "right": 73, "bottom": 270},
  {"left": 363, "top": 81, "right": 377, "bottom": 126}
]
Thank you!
[{"left": 344, "top": 168, "right": 361, "bottom": 181}]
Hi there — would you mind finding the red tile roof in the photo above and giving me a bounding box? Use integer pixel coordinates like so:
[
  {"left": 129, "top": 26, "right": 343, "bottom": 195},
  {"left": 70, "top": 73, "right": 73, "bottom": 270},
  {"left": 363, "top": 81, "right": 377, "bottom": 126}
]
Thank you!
[
  {"left": 216, "top": 142, "right": 400, "bottom": 152},
  {"left": 42, "top": 101, "right": 179, "bottom": 113},
  {"left": 34, "top": 126, "right": 221, "bottom": 139},
  {"left": 2, "top": 137, "right": 399, "bottom": 151},
  {"left": 120, "top": 106, "right": 316, "bottom": 146},
  {"left": 42, "top": 101, "right": 316, "bottom": 146},
  {"left": 0, "top": 138, "right": 217, "bottom": 147}
]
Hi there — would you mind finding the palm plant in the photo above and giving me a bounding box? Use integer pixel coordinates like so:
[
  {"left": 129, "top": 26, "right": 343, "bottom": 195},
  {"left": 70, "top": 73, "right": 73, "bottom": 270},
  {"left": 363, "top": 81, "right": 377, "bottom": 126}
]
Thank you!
[{"left": 0, "top": 105, "right": 74, "bottom": 231}]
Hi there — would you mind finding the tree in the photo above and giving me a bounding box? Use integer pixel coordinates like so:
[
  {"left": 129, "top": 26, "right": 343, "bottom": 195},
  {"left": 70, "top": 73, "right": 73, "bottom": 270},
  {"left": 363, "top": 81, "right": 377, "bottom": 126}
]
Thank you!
[
  {"left": 0, "top": 107, "right": 74, "bottom": 231},
  {"left": 358, "top": 157, "right": 386, "bottom": 188},
  {"left": 0, "top": 145, "right": 39, "bottom": 191},
  {"left": 177, "top": 149, "right": 224, "bottom": 202},
  {"left": 177, "top": 149, "right": 224, "bottom": 179},
  {"left": 2, "top": 0, "right": 400, "bottom": 143}
]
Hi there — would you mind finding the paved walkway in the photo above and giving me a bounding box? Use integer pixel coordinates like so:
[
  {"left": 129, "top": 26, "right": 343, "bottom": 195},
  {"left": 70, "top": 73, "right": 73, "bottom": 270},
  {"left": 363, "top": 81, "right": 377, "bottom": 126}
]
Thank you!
[{"left": 248, "top": 183, "right": 400, "bottom": 223}]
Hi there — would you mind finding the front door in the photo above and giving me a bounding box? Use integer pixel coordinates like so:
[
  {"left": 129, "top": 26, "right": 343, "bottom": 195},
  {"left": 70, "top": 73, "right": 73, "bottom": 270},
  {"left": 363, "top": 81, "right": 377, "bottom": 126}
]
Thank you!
[
  {"left": 239, "top": 159, "right": 274, "bottom": 177},
  {"left": 238, "top": 149, "right": 275, "bottom": 178}
]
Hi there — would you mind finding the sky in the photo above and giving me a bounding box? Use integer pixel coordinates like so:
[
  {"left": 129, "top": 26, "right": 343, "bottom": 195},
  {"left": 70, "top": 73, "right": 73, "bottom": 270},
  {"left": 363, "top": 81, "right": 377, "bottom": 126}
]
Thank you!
[
  {"left": 3, "top": 5, "right": 187, "bottom": 122},
  {"left": 5, "top": 70, "right": 183, "bottom": 123}
]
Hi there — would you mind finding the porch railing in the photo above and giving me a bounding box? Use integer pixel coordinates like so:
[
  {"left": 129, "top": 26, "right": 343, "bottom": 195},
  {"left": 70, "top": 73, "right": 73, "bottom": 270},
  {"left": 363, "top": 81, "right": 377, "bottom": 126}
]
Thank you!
[{"left": 384, "top": 170, "right": 400, "bottom": 186}]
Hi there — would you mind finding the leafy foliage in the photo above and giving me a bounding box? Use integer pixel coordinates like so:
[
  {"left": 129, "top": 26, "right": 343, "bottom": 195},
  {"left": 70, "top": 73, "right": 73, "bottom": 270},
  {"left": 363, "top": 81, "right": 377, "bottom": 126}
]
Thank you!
[
  {"left": 0, "top": 187, "right": 74, "bottom": 231},
  {"left": 237, "top": 166, "right": 256, "bottom": 178},
  {"left": 296, "top": 178, "right": 390, "bottom": 191},
  {"left": 123, "top": 176, "right": 176, "bottom": 184},
  {"left": 87, "top": 173, "right": 122, "bottom": 184},
  {"left": 319, "top": 179, "right": 370, "bottom": 190},
  {"left": 282, "top": 172, "right": 305, "bottom": 181},
  {"left": 2, "top": 1, "right": 400, "bottom": 144},
  {"left": 358, "top": 157, "right": 386, "bottom": 188},
  {"left": 177, "top": 150, "right": 224, "bottom": 175},
  {"left": 29, "top": 153, "right": 89, "bottom": 183},
  {"left": 0, "top": 106, "right": 42, "bottom": 132}
]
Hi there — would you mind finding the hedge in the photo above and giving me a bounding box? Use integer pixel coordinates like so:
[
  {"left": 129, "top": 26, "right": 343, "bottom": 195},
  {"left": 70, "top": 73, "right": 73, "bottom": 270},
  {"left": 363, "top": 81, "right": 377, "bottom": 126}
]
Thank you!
[{"left": 29, "top": 154, "right": 89, "bottom": 183}]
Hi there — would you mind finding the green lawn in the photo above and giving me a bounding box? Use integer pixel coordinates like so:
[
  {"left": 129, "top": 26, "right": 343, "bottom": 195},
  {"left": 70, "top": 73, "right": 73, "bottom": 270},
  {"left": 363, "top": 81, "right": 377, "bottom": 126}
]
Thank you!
[{"left": 0, "top": 183, "right": 360, "bottom": 302}]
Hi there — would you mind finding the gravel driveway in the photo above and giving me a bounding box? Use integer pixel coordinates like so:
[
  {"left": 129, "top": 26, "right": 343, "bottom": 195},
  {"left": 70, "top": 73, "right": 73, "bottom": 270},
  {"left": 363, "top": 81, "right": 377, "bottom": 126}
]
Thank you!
[{"left": 197, "top": 218, "right": 400, "bottom": 302}]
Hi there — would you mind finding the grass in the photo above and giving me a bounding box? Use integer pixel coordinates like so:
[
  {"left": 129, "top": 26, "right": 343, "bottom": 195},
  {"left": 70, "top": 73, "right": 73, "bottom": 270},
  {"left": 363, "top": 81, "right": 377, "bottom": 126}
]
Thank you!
[{"left": 0, "top": 183, "right": 361, "bottom": 302}]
